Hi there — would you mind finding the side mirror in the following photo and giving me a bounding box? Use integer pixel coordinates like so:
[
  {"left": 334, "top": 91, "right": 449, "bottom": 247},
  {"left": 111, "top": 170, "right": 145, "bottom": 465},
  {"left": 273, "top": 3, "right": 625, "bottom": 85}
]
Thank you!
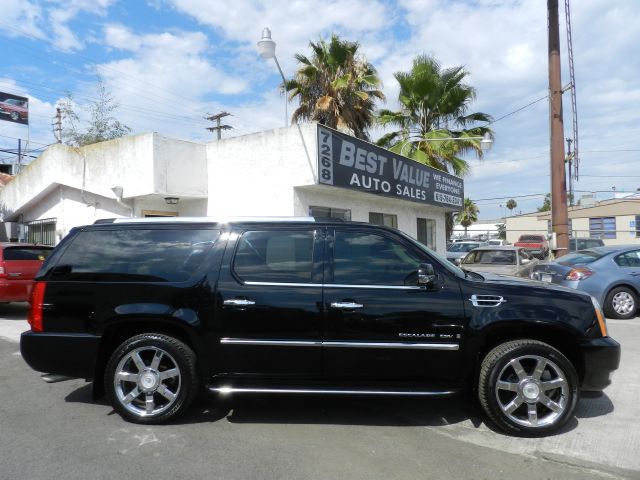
[
  {"left": 521, "top": 258, "right": 531, "bottom": 265},
  {"left": 418, "top": 263, "right": 436, "bottom": 286}
]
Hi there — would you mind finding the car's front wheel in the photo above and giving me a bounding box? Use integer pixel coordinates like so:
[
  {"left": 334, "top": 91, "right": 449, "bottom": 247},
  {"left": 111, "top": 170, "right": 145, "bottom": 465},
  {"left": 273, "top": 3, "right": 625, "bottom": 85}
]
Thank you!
[
  {"left": 478, "top": 339, "right": 579, "bottom": 436},
  {"left": 604, "top": 286, "right": 637, "bottom": 320},
  {"left": 10, "top": 112, "right": 19, "bottom": 121},
  {"left": 105, "top": 333, "right": 199, "bottom": 424}
]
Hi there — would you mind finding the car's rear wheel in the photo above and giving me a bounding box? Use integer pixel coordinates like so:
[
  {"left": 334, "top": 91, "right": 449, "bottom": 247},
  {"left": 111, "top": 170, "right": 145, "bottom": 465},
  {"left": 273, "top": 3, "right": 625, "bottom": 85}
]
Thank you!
[
  {"left": 478, "top": 339, "right": 579, "bottom": 436},
  {"left": 105, "top": 333, "right": 199, "bottom": 424},
  {"left": 604, "top": 286, "right": 637, "bottom": 319}
]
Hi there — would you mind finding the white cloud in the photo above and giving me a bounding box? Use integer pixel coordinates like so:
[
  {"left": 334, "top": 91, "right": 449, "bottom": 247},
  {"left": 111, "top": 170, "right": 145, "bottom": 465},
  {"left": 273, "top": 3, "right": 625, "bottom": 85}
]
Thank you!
[
  {"left": 87, "top": 25, "right": 250, "bottom": 139},
  {"left": 47, "top": 0, "right": 117, "bottom": 52},
  {"left": 0, "top": 0, "right": 44, "bottom": 39},
  {"left": 167, "top": 0, "right": 392, "bottom": 71}
]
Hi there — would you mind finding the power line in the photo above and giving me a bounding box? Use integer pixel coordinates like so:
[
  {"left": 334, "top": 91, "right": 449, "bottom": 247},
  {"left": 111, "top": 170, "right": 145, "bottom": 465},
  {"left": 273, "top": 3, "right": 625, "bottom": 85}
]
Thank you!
[
  {"left": 0, "top": 21, "right": 210, "bottom": 109},
  {"left": 0, "top": 78, "right": 212, "bottom": 129},
  {"left": 486, "top": 94, "right": 549, "bottom": 125},
  {"left": 0, "top": 133, "right": 51, "bottom": 146}
]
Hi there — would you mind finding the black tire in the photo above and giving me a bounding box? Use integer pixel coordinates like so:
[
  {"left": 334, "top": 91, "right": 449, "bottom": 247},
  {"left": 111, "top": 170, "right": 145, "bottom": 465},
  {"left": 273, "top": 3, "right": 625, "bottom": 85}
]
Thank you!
[
  {"left": 478, "top": 339, "right": 579, "bottom": 436},
  {"left": 604, "top": 286, "right": 638, "bottom": 320},
  {"left": 105, "top": 333, "right": 199, "bottom": 424}
]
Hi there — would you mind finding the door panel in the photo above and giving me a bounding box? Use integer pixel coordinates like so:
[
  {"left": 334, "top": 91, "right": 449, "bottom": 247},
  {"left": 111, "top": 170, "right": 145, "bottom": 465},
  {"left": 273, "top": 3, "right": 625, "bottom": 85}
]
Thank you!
[
  {"left": 216, "top": 228, "right": 324, "bottom": 377},
  {"left": 323, "top": 228, "right": 466, "bottom": 382}
]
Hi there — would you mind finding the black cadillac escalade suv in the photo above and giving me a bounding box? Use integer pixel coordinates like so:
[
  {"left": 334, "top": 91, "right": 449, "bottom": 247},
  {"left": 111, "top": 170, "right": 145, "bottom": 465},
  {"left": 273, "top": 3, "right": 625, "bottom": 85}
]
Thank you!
[{"left": 21, "top": 217, "right": 620, "bottom": 435}]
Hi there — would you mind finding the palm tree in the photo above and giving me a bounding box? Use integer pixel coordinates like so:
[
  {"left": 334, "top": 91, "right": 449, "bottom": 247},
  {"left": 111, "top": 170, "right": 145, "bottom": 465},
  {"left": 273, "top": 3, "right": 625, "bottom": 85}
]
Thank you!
[
  {"left": 376, "top": 54, "right": 493, "bottom": 177},
  {"left": 506, "top": 199, "right": 517, "bottom": 216},
  {"left": 285, "top": 34, "right": 385, "bottom": 140},
  {"left": 456, "top": 198, "right": 479, "bottom": 236}
]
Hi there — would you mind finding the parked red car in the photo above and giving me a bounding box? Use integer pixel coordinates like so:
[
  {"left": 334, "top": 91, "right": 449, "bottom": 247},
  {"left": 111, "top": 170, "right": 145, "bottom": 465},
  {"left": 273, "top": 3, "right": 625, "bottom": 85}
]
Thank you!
[
  {"left": 514, "top": 234, "right": 550, "bottom": 259},
  {"left": 0, "top": 244, "right": 53, "bottom": 302},
  {"left": 0, "top": 98, "right": 28, "bottom": 122}
]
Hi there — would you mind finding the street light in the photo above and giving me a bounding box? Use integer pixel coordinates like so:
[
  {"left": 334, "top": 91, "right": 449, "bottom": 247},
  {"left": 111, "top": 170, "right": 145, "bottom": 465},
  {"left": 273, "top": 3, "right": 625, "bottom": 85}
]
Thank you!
[{"left": 257, "top": 27, "right": 288, "bottom": 128}]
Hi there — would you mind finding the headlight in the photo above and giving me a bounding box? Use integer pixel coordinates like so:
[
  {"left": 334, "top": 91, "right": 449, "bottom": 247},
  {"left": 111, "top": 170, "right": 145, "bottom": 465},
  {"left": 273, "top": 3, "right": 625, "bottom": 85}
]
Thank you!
[
  {"left": 455, "top": 258, "right": 462, "bottom": 265},
  {"left": 591, "top": 296, "right": 608, "bottom": 337}
]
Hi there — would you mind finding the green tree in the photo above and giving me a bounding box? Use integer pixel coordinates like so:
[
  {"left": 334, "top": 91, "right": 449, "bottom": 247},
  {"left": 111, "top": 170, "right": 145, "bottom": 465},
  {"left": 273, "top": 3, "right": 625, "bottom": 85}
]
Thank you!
[
  {"left": 59, "top": 78, "right": 131, "bottom": 147},
  {"left": 537, "top": 194, "right": 551, "bottom": 212},
  {"left": 376, "top": 55, "right": 493, "bottom": 177},
  {"left": 456, "top": 198, "right": 479, "bottom": 236},
  {"left": 506, "top": 199, "right": 517, "bottom": 215},
  {"left": 376, "top": 55, "right": 493, "bottom": 238},
  {"left": 285, "top": 34, "right": 385, "bottom": 140}
]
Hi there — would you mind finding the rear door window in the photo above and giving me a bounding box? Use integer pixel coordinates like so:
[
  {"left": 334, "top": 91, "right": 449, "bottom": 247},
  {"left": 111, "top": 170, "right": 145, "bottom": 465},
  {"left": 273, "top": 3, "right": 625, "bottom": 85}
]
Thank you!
[
  {"left": 3, "top": 247, "right": 53, "bottom": 261},
  {"left": 53, "top": 228, "right": 219, "bottom": 282},
  {"left": 233, "top": 230, "right": 315, "bottom": 283},
  {"left": 614, "top": 250, "right": 640, "bottom": 268}
]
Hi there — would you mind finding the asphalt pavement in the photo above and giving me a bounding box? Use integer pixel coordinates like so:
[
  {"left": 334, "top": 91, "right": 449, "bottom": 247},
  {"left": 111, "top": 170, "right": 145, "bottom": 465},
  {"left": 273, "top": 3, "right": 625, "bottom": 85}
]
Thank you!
[{"left": 1, "top": 303, "right": 638, "bottom": 480}]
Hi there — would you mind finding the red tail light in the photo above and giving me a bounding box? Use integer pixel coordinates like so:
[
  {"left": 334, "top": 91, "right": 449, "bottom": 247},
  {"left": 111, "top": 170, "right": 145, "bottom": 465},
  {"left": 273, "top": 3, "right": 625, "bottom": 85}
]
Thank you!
[
  {"left": 565, "top": 268, "right": 593, "bottom": 281},
  {"left": 27, "top": 281, "right": 46, "bottom": 332}
]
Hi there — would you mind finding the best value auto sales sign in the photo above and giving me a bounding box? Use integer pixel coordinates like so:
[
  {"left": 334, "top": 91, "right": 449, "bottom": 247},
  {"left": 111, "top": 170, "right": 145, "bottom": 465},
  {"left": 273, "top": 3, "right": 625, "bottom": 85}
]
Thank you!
[{"left": 317, "top": 125, "right": 464, "bottom": 210}]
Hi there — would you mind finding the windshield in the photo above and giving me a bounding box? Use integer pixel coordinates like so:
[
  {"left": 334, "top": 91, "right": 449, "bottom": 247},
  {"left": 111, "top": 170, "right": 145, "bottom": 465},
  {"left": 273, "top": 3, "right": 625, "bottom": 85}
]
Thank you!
[
  {"left": 448, "top": 242, "right": 481, "bottom": 252},
  {"left": 558, "top": 250, "right": 604, "bottom": 266},
  {"left": 519, "top": 235, "right": 544, "bottom": 242},
  {"left": 464, "top": 250, "right": 516, "bottom": 265}
]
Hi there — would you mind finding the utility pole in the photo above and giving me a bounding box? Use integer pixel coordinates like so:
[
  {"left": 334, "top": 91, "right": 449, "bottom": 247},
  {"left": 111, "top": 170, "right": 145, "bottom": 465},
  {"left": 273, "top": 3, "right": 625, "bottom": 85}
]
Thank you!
[
  {"left": 205, "top": 112, "right": 232, "bottom": 140},
  {"left": 548, "top": 0, "right": 569, "bottom": 257},
  {"left": 53, "top": 108, "right": 62, "bottom": 143},
  {"left": 566, "top": 138, "right": 573, "bottom": 206},
  {"left": 17, "top": 138, "right": 22, "bottom": 174}
]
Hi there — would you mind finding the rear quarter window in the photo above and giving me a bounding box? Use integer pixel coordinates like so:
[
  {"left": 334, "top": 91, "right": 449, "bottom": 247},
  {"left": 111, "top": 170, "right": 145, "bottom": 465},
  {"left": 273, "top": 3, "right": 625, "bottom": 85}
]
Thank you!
[
  {"left": 558, "top": 250, "right": 604, "bottom": 266},
  {"left": 51, "top": 228, "right": 219, "bottom": 282},
  {"left": 3, "top": 247, "right": 53, "bottom": 261}
]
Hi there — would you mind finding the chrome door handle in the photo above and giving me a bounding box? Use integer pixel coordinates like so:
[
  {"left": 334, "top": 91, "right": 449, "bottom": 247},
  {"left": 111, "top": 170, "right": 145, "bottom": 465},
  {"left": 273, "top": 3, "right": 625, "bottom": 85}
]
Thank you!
[
  {"left": 330, "top": 301, "right": 364, "bottom": 310},
  {"left": 7, "top": 273, "right": 21, "bottom": 277},
  {"left": 223, "top": 299, "right": 256, "bottom": 307}
]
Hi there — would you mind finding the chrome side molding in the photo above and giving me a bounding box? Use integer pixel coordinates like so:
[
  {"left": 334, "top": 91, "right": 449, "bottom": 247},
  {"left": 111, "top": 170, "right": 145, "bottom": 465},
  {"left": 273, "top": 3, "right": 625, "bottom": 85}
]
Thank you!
[
  {"left": 209, "top": 386, "right": 459, "bottom": 396},
  {"left": 220, "top": 338, "right": 459, "bottom": 350}
]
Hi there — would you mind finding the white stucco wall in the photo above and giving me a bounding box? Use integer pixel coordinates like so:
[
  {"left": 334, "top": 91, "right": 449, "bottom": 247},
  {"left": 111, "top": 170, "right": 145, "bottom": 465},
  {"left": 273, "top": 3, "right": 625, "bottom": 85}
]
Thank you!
[
  {"left": 18, "top": 186, "right": 134, "bottom": 241},
  {"left": 0, "top": 133, "right": 207, "bottom": 221},
  {"left": 505, "top": 214, "right": 549, "bottom": 244},
  {"left": 206, "top": 124, "right": 318, "bottom": 217}
]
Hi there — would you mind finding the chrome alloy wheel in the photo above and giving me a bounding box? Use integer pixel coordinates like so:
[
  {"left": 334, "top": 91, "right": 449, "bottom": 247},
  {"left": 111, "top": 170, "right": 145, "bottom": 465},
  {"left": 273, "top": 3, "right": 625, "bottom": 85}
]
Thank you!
[
  {"left": 612, "top": 291, "right": 635, "bottom": 316},
  {"left": 495, "top": 355, "right": 568, "bottom": 428},
  {"left": 114, "top": 346, "right": 181, "bottom": 417}
]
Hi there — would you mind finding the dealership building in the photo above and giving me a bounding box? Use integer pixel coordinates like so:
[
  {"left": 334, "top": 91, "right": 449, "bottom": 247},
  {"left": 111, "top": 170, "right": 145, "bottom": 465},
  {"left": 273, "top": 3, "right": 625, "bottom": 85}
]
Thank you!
[{"left": 0, "top": 123, "right": 463, "bottom": 252}]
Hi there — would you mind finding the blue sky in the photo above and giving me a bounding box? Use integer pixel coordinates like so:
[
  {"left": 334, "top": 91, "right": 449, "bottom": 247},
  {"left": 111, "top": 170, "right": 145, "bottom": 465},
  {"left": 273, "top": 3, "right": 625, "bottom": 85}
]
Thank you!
[{"left": 1, "top": 0, "right": 639, "bottom": 219}]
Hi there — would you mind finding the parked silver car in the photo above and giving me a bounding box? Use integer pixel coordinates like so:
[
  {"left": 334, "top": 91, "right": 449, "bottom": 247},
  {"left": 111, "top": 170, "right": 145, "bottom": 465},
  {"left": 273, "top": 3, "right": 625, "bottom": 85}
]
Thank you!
[
  {"left": 460, "top": 246, "right": 538, "bottom": 278},
  {"left": 531, "top": 245, "right": 640, "bottom": 319},
  {"left": 446, "top": 241, "right": 485, "bottom": 265}
]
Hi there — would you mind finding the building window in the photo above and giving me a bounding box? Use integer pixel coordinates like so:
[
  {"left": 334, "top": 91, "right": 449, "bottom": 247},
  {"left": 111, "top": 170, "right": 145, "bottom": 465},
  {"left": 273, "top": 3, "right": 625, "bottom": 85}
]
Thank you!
[
  {"left": 589, "top": 217, "right": 616, "bottom": 239},
  {"left": 636, "top": 216, "right": 640, "bottom": 238},
  {"left": 26, "top": 218, "right": 57, "bottom": 246},
  {"left": 417, "top": 218, "right": 436, "bottom": 250},
  {"left": 369, "top": 212, "right": 397, "bottom": 229},
  {"left": 309, "top": 206, "right": 351, "bottom": 221}
]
